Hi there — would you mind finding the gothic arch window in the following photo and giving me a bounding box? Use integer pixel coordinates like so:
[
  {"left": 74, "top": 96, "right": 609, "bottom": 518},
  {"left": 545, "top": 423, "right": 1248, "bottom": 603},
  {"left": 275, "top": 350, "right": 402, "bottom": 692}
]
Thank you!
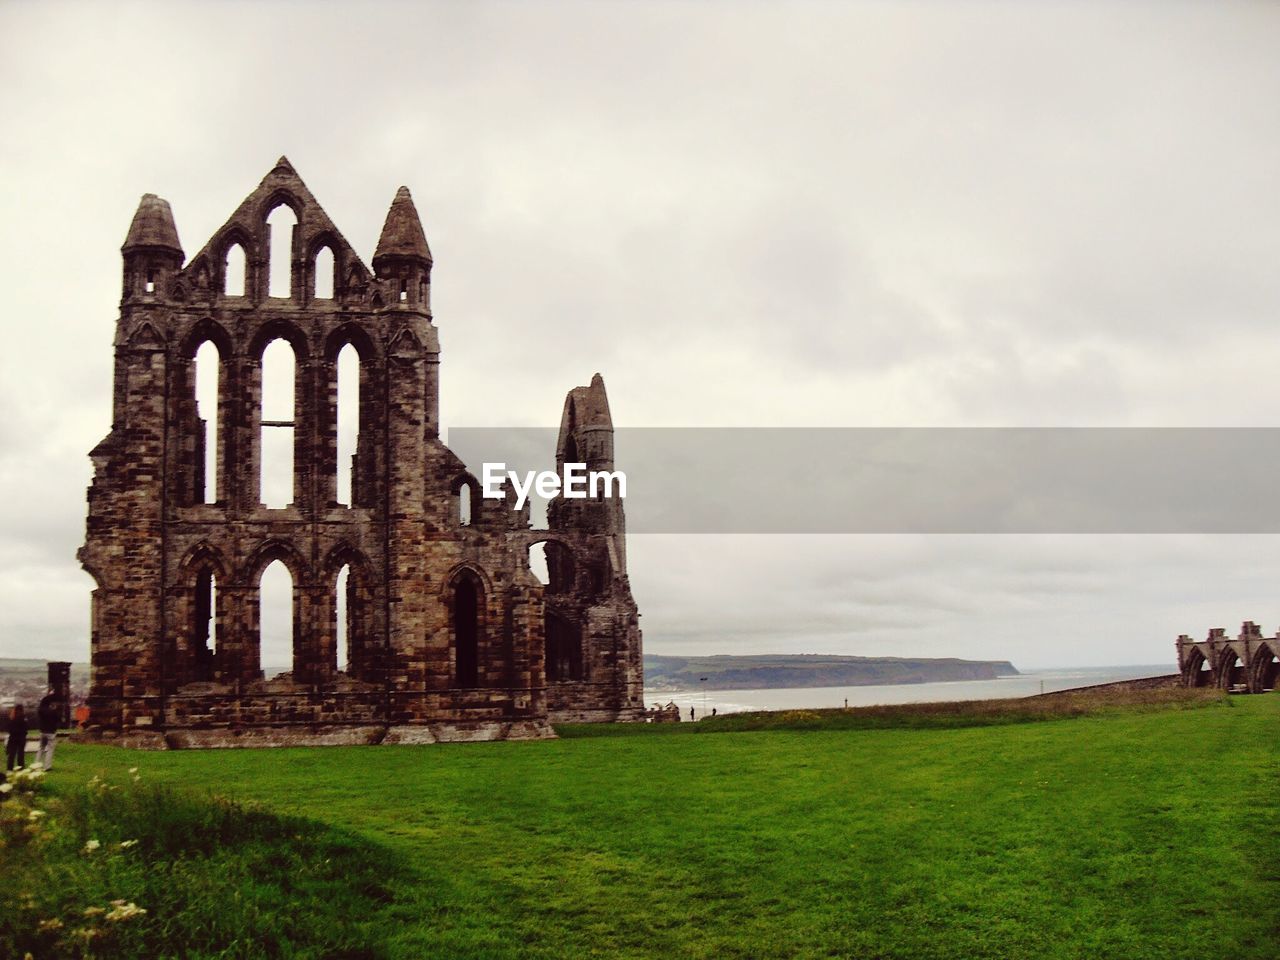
[
  {"left": 314, "top": 245, "right": 335, "bottom": 300},
  {"left": 260, "top": 338, "right": 296, "bottom": 508},
  {"left": 327, "top": 547, "right": 372, "bottom": 679},
  {"left": 193, "top": 339, "right": 221, "bottom": 504},
  {"left": 259, "top": 559, "right": 294, "bottom": 678},
  {"left": 224, "top": 243, "right": 247, "bottom": 297},
  {"left": 336, "top": 342, "right": 360, "bottom": 506},
  {"left": 266, "top": 204, "right": 298, "bottom": 299},
  {"left": 452, "top": 572, "right": 482, "bottom": 688},
  {"left": 453, "top": 475, "right": 479, "bottom": 527},
  {"left": 192, "top": 566, "right": 218, "bottom": 681},
  {"left": 335, "top": 563, "right": 350, "bottom": 672}
]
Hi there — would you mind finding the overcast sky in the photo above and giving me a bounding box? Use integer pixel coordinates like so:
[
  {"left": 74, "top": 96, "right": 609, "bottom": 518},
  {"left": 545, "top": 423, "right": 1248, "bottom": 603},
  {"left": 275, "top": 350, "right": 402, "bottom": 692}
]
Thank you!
[{"left": 2, "top": 0, "right": 1279, "bottom": 669}]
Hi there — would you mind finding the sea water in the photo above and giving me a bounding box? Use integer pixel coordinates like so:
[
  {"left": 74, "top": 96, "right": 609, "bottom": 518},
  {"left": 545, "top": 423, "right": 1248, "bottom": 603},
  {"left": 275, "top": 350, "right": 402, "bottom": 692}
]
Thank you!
[{"left": 644, "top": 665, "right": 1172, "bottom": 718}]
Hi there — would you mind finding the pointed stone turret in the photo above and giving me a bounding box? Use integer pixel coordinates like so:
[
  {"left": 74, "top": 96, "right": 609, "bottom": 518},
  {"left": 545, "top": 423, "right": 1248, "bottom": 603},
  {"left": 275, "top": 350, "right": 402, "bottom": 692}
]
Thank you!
[
  {"left": 122, "top": 194, "right": 183, "bottom": 257},
  {"left": 373, "top": 186, "right": 432, "bottom": 270},
  {"left": 121, "top": 193, "right": 184, "bottom": 302},
  {"left": 371, "top": 186, "right": 432, "bottom": 311},
  {"left": 556, "top": 374, "right": 617, "bottom": 472},
  {"left": 582, "top": 373, "right": 613, "bottom": 428}
]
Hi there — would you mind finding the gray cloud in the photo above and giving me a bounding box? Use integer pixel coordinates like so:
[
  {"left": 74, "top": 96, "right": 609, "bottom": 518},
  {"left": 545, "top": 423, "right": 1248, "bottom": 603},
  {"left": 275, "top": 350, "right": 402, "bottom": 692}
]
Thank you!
[{"left": 1, "top": 1, "right": 1278, "bottom": 666}]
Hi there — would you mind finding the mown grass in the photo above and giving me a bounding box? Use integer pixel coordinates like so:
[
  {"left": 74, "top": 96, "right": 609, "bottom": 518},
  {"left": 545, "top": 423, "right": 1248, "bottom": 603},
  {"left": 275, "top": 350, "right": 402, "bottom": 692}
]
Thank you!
[{"left": 14, "top": 690, "right": 1280, "bottom": 959}]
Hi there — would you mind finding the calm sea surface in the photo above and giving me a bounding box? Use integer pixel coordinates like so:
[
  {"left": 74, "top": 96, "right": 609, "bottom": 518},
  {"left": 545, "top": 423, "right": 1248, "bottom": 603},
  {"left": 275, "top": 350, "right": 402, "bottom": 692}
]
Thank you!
[{"left": 644, "top": 665, "right": 1173, "bottom": 718}]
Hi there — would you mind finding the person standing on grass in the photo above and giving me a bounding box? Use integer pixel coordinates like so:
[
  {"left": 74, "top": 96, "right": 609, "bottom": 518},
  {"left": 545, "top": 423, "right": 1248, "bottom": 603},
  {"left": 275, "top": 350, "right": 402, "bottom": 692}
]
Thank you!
[
  {"left": 37, "top": 689, "right": 62, "bottom": 771},
  {"left": 689, "top": 706, "right": 695, "bottom": 721},
  {"left": 5, "top": 704, "right": 28, "bottom": 771}
]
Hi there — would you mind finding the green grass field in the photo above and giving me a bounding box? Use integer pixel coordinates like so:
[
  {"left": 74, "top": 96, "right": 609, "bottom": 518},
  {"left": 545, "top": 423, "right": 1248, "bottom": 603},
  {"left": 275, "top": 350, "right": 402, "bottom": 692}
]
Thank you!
[{"left": 4, "top": 691, "right": 1278, "bottom": 959}]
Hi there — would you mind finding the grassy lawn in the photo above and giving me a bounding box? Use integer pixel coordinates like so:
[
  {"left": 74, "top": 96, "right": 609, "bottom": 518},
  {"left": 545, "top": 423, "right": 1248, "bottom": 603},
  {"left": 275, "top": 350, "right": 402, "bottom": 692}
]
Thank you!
[{"left": 9, "top": 692, "right": 1279, "bottom": 959}]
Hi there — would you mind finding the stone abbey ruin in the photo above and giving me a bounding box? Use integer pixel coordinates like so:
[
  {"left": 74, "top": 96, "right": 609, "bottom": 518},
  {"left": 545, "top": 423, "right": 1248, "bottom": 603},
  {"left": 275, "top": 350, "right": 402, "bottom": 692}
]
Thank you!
[
  {"left": 1176, "top": 622, "right": 1280, "bottom": 693},
  {"left": 78, "top": 158, "right": 644, "bottom": 747}
]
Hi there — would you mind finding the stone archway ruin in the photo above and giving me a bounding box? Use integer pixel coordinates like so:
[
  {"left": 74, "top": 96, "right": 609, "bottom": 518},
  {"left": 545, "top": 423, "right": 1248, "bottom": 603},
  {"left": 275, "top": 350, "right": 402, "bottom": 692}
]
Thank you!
[
  {"left": 78, "top": 159, "right": 644, "bottom": 747},
  {"left": 1176, "top": 622, "right": 1280, "bottom": 694}
]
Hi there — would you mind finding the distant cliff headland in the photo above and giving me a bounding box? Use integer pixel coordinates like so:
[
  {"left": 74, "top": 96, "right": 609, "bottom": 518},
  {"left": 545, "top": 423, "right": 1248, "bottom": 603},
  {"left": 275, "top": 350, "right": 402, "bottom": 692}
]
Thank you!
[{"left": 645, "top": 654, "right": 1019, "bottom": 691}]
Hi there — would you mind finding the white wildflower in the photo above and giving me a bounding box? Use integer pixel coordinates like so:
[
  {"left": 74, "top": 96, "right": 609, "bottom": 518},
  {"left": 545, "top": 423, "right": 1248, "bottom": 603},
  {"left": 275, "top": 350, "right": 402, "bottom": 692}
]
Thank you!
[
  {"left": 83, "top": 839, "right": 101, "bottom": 854},
  {"left": 27, "top": 810, "right": 45, "bottom": 821},
  {"left": 105, "top": 900, "right": 146, "bottom": 922},
  {"left": 128, "top": 767, "right": 138, "bottom": 774},
  {"left": 118, "top": 839, "right": 138, "bottom": 849},
  {"left": 0, "top": 783, "right": 13, "bottom": 794}
]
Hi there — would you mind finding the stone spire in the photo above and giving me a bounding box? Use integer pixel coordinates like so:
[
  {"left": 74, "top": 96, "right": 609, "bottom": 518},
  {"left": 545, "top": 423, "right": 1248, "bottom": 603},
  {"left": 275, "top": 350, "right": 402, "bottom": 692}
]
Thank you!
[
  {"left": 556, "top": 373, "right": 616, "bottom": 471},
  {"left": 582, "top": 373, "right": 613, "bottom": 428},
  {"left": 373, "top": 186, "right": 432, "bottom": 270},
  {"left": 122, "top": 193, "right": 183, "bottom": 257}
]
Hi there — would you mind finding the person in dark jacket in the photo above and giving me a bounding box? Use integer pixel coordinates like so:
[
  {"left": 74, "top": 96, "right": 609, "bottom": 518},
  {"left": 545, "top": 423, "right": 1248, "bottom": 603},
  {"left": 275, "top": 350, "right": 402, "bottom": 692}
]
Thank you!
[
  {"left": 37, "top": 691, "right": 62, "bottom": 771},
  {"left": 6, "top": 704, "right": 28, "bottom": 771}
]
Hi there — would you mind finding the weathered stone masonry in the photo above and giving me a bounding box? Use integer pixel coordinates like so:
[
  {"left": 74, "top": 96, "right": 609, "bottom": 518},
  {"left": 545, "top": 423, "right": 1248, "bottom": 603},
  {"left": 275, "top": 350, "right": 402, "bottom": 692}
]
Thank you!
[
  {"left": 78, "top": 158, "right": 644, "bottom": 747},
  {"left": 1176, "top": 621, "right": 1279, "bottom": 693}
]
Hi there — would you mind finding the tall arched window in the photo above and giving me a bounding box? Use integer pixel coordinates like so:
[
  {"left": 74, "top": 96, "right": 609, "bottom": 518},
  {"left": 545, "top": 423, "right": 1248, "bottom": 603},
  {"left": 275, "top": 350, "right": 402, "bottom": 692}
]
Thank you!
[
  {"left": 453, "top": 574, "right": 481, "bottom": 688},
  {"left": 267, "top": 205, "right": 298, "bottom": 299},
  {"left": 194, "top": 340, "right": 220, "bottom": 504},
  {"left": 336, "top": 343, "right": 360, "bottom": 506},
  {"left": 260, "top": 338, "right": 295, "bottom": 509},
  {"left": 224, "top": 243, "right": 246, "bottom": 297},
  {"left": 458, "top": 484, "right": 472, "bottom": 526},
  {"left": 193, "top": 567, "right": 218, "bottom": 680},
  {"left": 314, "top": 246, "right": 335, "bottom": 300},
  {"left": 259, "top": 559, "right": 293, "bottom": 677},
  {"left": 335, "top": 564, "right": 350, "bottom": 673}
]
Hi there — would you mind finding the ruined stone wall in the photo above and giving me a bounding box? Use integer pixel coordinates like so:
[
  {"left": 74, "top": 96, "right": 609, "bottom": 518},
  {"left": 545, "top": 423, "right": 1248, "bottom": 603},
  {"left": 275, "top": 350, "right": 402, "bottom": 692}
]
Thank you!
[
  {"left": 79, "top": 159, "right": 642, "bottom": 747},
  {"left": 1176, "top": 621, "right": 1280, "bottom": 693},
  {"left": 543, "top": 376, "right": 645, "bottom": 723}
]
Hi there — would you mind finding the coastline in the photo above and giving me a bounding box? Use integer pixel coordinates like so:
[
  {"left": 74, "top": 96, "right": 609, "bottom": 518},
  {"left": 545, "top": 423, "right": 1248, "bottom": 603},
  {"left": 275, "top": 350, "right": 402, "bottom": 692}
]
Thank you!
[{"left": 645, "top": 665, "right": 1173, "bottom": 717}]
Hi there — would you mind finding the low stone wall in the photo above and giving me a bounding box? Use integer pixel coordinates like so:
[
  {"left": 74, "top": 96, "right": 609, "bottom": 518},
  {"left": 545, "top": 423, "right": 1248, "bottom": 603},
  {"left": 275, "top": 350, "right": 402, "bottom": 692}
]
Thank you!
[{"left": 1030, "top": 674, "right": 1181, "bottom": 699}]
